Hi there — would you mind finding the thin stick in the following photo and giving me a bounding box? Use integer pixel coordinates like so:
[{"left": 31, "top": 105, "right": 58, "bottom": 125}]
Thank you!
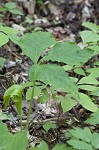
[{"left": 4, "top": 45, "right": 21, "bottom": 59}]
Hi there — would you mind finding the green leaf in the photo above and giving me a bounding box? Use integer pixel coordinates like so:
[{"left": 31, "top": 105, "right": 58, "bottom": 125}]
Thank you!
[
  {"left": 77, "top": 76, "right": 99, "bottom": 85},
  {"left": 0, "top": 112, "right": 13, "bottom": 121},
  {"left": 0, "top": 14, "right": 3, "bottom": 17},
  {"left": 0, "top": 32, "right": 9, "bottom": 47},
  {"left": 9, "top": 35, "right": 21, "bottom": 44},
  {"left": 53, "top": 94, "right": 64, "bottom": 101},
  {"left": 82, "top": 22, "right": 99, "bottom": 32},
  {"left": 29, "top": 64, "right": 78, "bottom": 97},
  {"left": 0, "top": 57, "right": 5, "bottom": 68},
  {"left": 29, "top": 64, "right": 39, "bottom": 82},
  {"left": 26, "top": 86, "right": 41, "bottom": 101},
  {"left": 0, "top": 7, "right": 8, "bottom": 12},
  {"left": 5, "top": 2, "right": 16, "bottom": 9},
  {"left": 19, "top": 32, "right": 56, "bottom": 63},
  {"left": 89, "top": 45, "right": 99, "bottom": 54},
  {"left": 69, "top": 127, "right": 92, "bottom": 143},
  {"left": 4, "top": 84, "right": 23, "bottom": 116},
  {"left": 9, "top": 9, "right": 23, "bottom": 15},
  {"left": 0, "top": 25, "right": 19, "bottom": 46},
  {"left": 70, "top": 77, "right": 78, "bottom": 83},
  {"left": 78, "top": 93, "right": 98, "bottom": 112},
  {"left": 91, "top": 133, "right": 99, "bottom": 149},
  {"left": 13, "top": 95, "right": 22, "bottom": 116},
  {"left": 21, "top": 82, "right": 34, "bottom": 88},
  {"left": 61, "top": 94, "right": 76, "bottom": 112},
  {"left": 4, "top": 84, "right": 23, "bottom": 107},
  {"left": 0, "top": 2, "right": 23, "bottom": 15},
  {"left": 80, "top": 31, "right": 99, "bottom": 44},
  {"left": 0, "top": 121, "right": 28, "bottom": 150},
  {"left": 38, "top": 141, "right": 49, "bottom": 150},
  {"left": 74, "top": 67, "right": 86, "bottom": 76},
  {"left": 37, "top": 89, "right": 49, "bottom": 103},
  {"left": 86, "top": 68, "right": 99, "bottom": 78},
  {"left": 43, "top": 42, "right": 93, "bottom": 66},
  {"left": 43, "top": 122, "right": 57, "bottom": 132},
  {"left": 29, "top": 147, "right": 39, "bottom": 150},
  {"left": 94, "top": 61, "right": 99, "bottom": 66},
  {"left": 67, "top": 139, "right": 94, "bottom": 150},
  {"left": 78, "top": 85, "right": 97, "bottom": 91},
  {"left": 85, "top": 112, "right": 99, "bottom": 125},
  {"left": 0, "top": 23, "right": 3, "bottom": 26},
  {"left": 0, "top": 121, "right": 12, "bottom": 149},
  {"left": 90, "top": 87, "right": 99, "bottom": 96},
  {"left": 25, "top": 16, "right": 33, "bottom": 24},
  {"left": 7, "top": 131, "right": 28, "bottom": 150},
  {"left": 81, "top": 127, "right": 92, "bottom": 142},
  {"left": 62, "top": 65, "right": 73, "bottom": 71},
  {"left": 52, "top": 144, "right": 74, "bottom": 150},
  {"left": 0, "top": 25, "right": 18, "bottom": 35}
]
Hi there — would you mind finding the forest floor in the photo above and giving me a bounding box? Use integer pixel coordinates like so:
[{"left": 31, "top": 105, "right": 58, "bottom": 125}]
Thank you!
[{"left": 0, "top": 0, "right": 99, "bottom": 149}]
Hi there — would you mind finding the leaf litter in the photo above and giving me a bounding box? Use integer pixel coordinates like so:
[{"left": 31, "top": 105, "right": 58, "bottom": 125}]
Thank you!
[{"left": 0, "top": 0, "right": 99, "bottom": 149}]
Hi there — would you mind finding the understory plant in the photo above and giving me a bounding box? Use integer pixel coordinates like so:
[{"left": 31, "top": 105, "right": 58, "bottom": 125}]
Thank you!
[
  {"left": 0, "top": 2, "right": 23, "bottom": 15},
  {"left": 0, "top": 24, "right": 19, "bottom": 69},
  {"left": 0, "top": 22, "right": 99, "bottom": 149},
  {"left": 67, "top": 127, "right": 99, "bottom": 150}
]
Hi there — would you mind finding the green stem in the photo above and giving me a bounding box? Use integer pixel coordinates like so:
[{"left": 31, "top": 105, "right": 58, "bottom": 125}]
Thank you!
[
  {"left": 20, "top": 115, "right": 22, "bottom": 131},
  {"left": 20, "top": 101, "right": 23, "bottom": 131},
  {"left": 25, "top": 82, "right": 35, "bottom": 130},
  {"left": 15, "top": 101, "right": 23, "bottom": 132}
]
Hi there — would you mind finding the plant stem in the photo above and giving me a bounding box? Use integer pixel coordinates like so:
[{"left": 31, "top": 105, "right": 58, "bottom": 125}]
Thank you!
[
  {"left": 15, "top": 101, "right": 23, "bottom": 132},
  {"left": 20, "top": 115, "right": 23, "bottom": 131},
  {"left": 25, "top": 82, "right": 35, "bottom": 130},
  {"left": 20, "top": 101, "right": 23, "bottom": 131}
]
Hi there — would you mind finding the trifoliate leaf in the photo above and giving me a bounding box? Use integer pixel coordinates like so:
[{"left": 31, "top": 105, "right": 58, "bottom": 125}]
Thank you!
[
  {"left": 29, "top": 64, "right": 78, "bottom": 97},
  {"left": 18, "top": 32, "right": 56, "bottom": 63},
  {"left": 69, "top": 127, "right": 92, "bottom": 143}
]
